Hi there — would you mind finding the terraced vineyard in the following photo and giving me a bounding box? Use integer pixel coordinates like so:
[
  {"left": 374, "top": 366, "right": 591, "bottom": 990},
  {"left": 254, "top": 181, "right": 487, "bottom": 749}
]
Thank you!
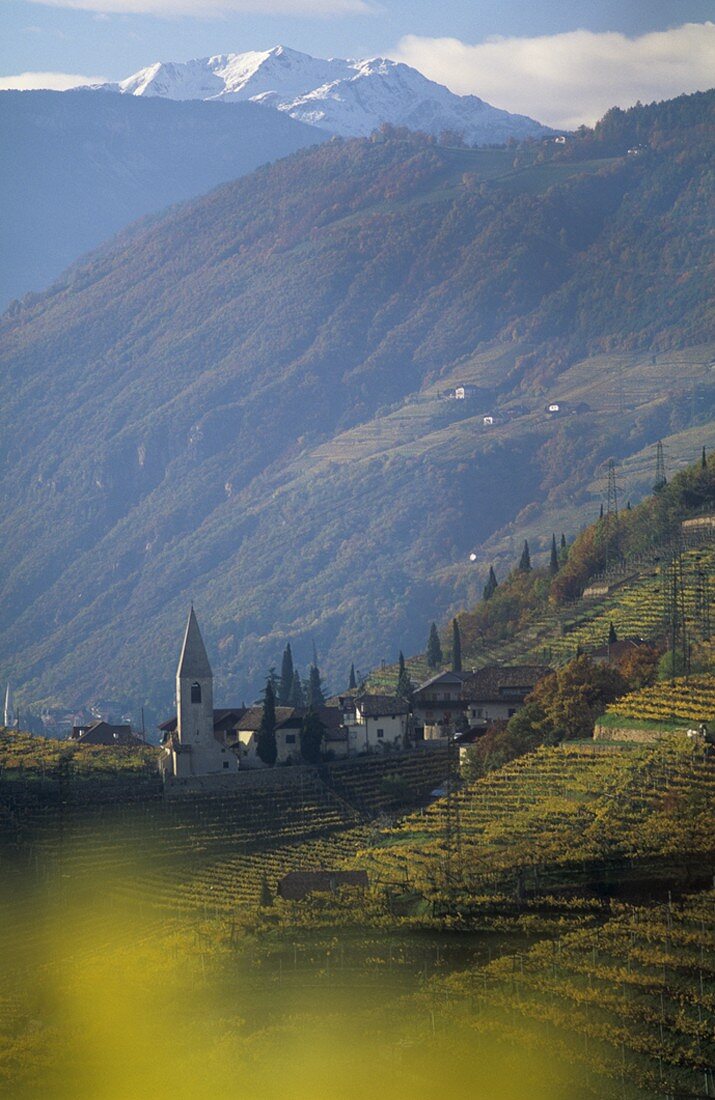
[
  {"left": 605, "top": 673, "right": 715, "bottom": 727},
  {"left": 353, "top": 742, "right": 715, "bottom": 903},
  {"left": 367, "top": 543, "right": 714, "bottom": 691},
  {"left": 539, "top": 545, "right": 715, "bottom": 665},
  {"left": 431, "top": 891, "right": 715, "bottom": 1099},
  {"left": 122, "top": 825, "right": 375, "bottom": 915}
]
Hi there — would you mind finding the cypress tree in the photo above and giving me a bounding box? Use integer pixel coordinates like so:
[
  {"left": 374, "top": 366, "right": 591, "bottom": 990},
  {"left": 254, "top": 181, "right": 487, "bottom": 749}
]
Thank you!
[
  {"left": 549, "top": 533, "right": 559, "bottom": 576},
  {"left": 300, "top": 706, "right": 326, "bottom": 764},
  {"left": 259, "top": 875, "right": 273, "bottom": 907},
  {"left": 560, "top": 533, "right": 566, "bottom": 549},
  {"left": 396, "top": 650, "right": 414, "bottom": 704},
  {"left": 306, "top": 665, "right": 325, "bottom": 708},
  {"left": 518, "top": 540, "right": 531, "bottom": 572},
  {"left": 703, "top": 447, "right": 708, "bottom": 469},
  {"left": 348, "top": 663, "right": 357, "bottom": 690},
  {"left": 290, "top": 669, "right": 305, "bottom": 708},
  {"left": 452, "top": 618, "right": 462, "bottom": 673},
  {"left": 256, "top": 679, "right": 277, "bottom": 766},
  {"left": 608, "top": 621, "right": 618, "bottom": 644},
  {"left": 599, "top": 503, "right": 604, "bottom": 519},
  {"left": 483, "top": 566, "right": 498, "bottom": 601},
  {"left": 278, "top": 643, "right": 294, "bottom": 706},
  {"left": 426, "top": 622, "right": 443, "bottom": 668}
]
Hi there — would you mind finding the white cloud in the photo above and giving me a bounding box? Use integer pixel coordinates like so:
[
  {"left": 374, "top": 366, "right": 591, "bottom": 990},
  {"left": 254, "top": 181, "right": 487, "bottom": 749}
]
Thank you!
[
  {"left": 0, "top": 71, "right": 106, "bottom": 90},
  {"left": 392, "top": 22, "right": 715, "bottom": 129},
  {"left": 25, "top": 0, "right": 369, "bottom": 14}
]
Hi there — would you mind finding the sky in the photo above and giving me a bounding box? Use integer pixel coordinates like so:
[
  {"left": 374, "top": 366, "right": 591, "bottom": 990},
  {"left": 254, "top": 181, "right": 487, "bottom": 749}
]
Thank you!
[{"left": 0, "top": 0, "right": 713, "bottom": 126}]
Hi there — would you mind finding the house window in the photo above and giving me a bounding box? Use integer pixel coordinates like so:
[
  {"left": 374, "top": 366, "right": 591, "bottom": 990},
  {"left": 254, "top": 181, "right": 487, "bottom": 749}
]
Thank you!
[
  {"left": 285, "top": 734, "right": 296, "bottom": 744},
  {"left": 377, "top": 728, "right": 384, "bottom": 739},
  {"left": 223, "top": 761, "right": 229, "bottom": 769},
  {"left": 191, "top": 682, "right": 202, "bottom": 704},
  {"left": 472, "top": 708, "right": 483, "bottom": 718}
]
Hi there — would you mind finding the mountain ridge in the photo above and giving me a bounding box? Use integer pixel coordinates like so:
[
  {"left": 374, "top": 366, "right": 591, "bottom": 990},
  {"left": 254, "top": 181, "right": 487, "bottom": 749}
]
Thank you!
[{"left": 96, "top": 44, "right": 550, "bottom": 143}]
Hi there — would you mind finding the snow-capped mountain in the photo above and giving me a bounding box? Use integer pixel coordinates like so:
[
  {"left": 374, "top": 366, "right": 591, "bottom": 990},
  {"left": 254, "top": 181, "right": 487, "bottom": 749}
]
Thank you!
[{"left": 98, "top": 46, "right": 549, "bottom": 144}]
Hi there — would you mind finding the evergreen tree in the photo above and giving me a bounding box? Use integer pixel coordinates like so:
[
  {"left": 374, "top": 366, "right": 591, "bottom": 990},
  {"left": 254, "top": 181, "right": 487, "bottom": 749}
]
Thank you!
[
  {"left": 256, "top": 679, "right": 277, "bottom": 766},
  {"left": 259, "top": 875, "right": 273, "bottom": 907},
  {"left": 278, "top": 643, "right": 294, "bottom": 706},
  {"left": 608, "top": 621, "right": 618, "bottom": 644},
  {"left": 348, "top": 663, "right": 357, "bottom": 690},
  {"left": 482, "top": 566, "right": 498, "bottom": 601},
  {"left": 703, "top": 446, "right": 708, "bottom": 469},
  {"left": 290, "top": 669, "right": 305, "bottom": 708},
  {"left": 599, "top": 503, "right": 604, "bottom": 519},
  {"left": 518, "top": 539, "right": 531, "bottom": 572},
  {"left": 451, "top": 618, "right": 462, "bottom": 673},
  {"left": 396, "top": 650, "right": 414, "bottom": 704},
  {"left": 560, "top": 533, "right": 566, "bottom": 549},
  {"left": 549, "top": 533, "right": 559, "bottom": 576},
  {"left": 426, "top": 622, "right": 443, "bottom": 668},
  {"left": 558, "top": 533, "right": 569, "bottom": 567},
  {"left": 306, "top": 665, "right": 325, "bottom": 707},
  {"left": 300, "top": 706, "right": 326, "bottom": 764}
]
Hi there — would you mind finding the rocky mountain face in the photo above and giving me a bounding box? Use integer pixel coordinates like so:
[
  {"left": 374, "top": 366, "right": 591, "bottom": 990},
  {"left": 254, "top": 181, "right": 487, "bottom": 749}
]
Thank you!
[
  {"left": 0, "top": 92, "right": 712, "bottom": 716},
  {"left": 0, "top": 90, "right": 325, "bottom": 309},
  {"left": 98, "top": 45, "right": 550, "bottom": 143}
]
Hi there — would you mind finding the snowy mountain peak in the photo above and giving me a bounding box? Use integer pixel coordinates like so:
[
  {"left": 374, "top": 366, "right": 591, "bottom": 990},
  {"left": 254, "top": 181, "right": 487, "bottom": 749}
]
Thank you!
[{"left": 99, "top": 47, "right": 549, "bottom": 144}]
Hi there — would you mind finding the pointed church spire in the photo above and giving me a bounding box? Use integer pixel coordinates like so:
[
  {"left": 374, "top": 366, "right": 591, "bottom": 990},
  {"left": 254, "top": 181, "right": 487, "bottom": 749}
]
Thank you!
[{"left": 177, "top": 607, "right": 212, "bottom": 680}]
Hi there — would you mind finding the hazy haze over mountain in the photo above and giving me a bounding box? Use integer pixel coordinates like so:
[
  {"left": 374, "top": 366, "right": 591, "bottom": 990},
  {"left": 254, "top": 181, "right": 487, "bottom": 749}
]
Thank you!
[{"left": 0, "top": 90, "right": 325, "bottom": 310}]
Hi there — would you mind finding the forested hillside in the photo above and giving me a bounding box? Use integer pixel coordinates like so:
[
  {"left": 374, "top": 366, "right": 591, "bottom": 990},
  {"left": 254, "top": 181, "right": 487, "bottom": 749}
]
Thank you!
[{"left": 0, "top": 90, "right": 712, "bottom": 716}]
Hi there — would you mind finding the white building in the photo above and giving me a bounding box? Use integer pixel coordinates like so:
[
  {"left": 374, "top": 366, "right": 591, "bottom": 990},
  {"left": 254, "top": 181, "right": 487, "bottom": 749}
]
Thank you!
[{"left": 341, "top": 694, "right": 411, "bottom": 752}]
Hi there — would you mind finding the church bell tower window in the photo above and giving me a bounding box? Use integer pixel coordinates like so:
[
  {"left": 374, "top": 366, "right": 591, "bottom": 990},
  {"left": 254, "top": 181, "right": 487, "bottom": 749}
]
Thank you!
[{"left": 191, "top": 682, "right": 202, "bottom": 704}]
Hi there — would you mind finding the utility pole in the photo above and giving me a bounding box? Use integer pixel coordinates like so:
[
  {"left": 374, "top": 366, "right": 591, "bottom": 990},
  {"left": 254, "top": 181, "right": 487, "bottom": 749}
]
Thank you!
[
  {"left": 443, "top": 733, "right": 463, "bottom": 905},
  {"left": 695, "top": 568, "right": 711, "bottom": 642},
  {"left": 654, "top": 440, "right": 667, "bottom": 492},
  {"left": 665, "top": 551, "right": 690, "bottom": 680},
  {"left": 605, "top": 459, "right": 620, "bottom": 567}
]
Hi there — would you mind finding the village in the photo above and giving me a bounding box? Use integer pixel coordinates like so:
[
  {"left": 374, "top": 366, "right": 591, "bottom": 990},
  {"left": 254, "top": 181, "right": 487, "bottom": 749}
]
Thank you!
[
  {"left": 151, "top": 607, "right": 557, "bottom": 784},
  {"left": 59, "top": 607, "right": 554, "bottom": 784}
]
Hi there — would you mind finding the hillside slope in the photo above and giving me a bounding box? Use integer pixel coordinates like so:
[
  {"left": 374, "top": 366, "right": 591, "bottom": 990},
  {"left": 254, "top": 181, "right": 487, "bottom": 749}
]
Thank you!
[
  {"left": 0, "top": 92, "right": 713, "bottom": 714},
  {"left": 0, "top": 90, "right": 325, "bottom": 309}
]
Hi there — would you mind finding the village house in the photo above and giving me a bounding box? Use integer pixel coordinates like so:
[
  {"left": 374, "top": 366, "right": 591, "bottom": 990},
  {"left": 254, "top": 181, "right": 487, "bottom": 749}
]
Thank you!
[
  {"left": 589, "top": 637, "right": 647, "bottom": 665},
  {"left": 70, "top": 720, "right": 143, "bottom": 746},
  {"left": 340, "top": 693, "right": 411, "bottom": 752},
  {"left": 412, "top": 665, "right": 551, "bottom": 738},
  {"left": 412, "top": 671, "right": 470, "bottom": 739},
  {"left": 462, "top": 665, "right": 551, "bottom": 729},
  {"left": 230, "top": 704, "right": 348, "bottom": 767},
  {"left": 277, "top": 869, "right": 369, "bottom": 901}
]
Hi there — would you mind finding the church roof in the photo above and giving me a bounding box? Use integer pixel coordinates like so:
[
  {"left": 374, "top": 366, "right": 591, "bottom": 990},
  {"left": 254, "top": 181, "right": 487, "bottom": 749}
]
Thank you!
[{"left": 177, "top": 607, "right": 212, "bottom": 680}]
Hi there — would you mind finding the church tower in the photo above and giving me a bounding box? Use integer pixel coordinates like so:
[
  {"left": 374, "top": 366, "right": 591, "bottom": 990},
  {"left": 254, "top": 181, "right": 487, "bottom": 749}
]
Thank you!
[{"left": 175, "top": 607, "right": 235, "bottom": 776}]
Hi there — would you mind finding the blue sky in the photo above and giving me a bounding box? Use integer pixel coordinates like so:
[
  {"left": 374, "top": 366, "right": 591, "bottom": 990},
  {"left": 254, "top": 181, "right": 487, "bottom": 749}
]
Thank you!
[{"left": 1, "top": 0, "right": 713, "bottom": 126}]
